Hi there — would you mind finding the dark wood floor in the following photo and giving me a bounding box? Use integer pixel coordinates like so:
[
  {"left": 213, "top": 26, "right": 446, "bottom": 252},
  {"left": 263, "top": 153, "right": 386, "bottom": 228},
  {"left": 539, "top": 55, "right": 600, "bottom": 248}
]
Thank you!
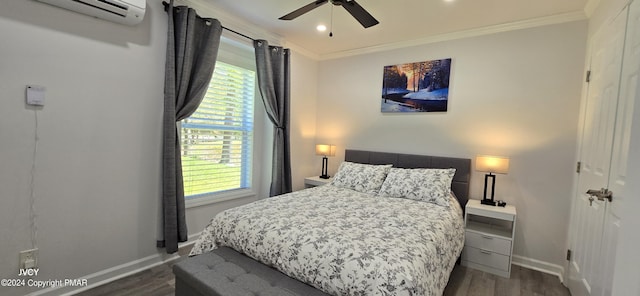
[
  {"left": 443, "top": 265, "right": 570, "bottom": 296},
  {"left": 75, "top": 262, "right": 177, "bottom": 296},
  {"left": 77, "top": 255, "right": 570, "bottom": 296}
]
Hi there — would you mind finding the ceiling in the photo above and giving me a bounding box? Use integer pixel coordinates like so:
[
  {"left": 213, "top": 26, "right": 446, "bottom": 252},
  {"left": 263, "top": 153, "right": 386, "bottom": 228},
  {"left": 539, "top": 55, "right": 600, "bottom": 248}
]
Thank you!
[{"left": 191, "top": 0, "right": 590, "bottom": 58}]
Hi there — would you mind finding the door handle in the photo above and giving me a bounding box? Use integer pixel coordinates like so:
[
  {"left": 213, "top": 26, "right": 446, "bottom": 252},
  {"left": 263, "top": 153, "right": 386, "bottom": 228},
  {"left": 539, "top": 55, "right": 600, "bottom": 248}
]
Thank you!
[{"left": 586, "top": 188, "right": 613, "bottom": 202}]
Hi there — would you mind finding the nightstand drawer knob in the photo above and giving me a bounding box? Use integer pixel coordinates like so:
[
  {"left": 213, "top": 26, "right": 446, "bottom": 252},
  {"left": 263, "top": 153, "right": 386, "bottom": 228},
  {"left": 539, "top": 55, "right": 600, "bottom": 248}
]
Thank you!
[
  {"left": 481, "top": 235, "right": 494, "bottom": 239},
  {"left": 479, "top": 249, "right": 492, "bottom": 255}
]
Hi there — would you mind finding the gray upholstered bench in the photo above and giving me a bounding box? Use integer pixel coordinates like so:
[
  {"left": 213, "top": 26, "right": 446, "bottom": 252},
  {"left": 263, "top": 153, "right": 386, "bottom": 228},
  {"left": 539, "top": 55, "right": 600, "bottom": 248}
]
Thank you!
[{"left": 173, "top": 247, "right": 330, "bottom": 296}]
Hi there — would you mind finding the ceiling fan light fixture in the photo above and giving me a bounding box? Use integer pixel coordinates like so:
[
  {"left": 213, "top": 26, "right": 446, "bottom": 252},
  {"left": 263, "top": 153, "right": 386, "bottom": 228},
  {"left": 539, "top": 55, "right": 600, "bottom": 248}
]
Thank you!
[{"left": 279, "top": 0, "right": 378, "bottom": 29}]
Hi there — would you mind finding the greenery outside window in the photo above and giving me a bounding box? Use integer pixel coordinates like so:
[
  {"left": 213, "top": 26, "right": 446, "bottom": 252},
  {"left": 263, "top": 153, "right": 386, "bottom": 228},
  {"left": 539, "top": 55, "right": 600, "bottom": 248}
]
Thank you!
[{"left": 180, "top": 61, "right": 255, "bottom": 198}]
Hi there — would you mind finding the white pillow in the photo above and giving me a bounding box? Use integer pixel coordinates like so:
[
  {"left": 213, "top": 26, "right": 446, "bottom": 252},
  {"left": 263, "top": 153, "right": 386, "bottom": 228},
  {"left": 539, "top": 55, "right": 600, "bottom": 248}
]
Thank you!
[
  {"left": 330, "top": 161, "right": 392, "bottom": 195},
  {"left": 377, "top": 168, "right": 456, "bottom": 206}
]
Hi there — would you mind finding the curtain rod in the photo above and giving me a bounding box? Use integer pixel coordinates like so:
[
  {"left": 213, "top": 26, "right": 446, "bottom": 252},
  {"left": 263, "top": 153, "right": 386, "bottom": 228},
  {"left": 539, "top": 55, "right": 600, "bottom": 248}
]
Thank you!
[
  {"left": 162, "top": 1, "right": 257, "bottom": 42},
  {"left": 222, "top": 27, "right": 256, "bottom": 42}
]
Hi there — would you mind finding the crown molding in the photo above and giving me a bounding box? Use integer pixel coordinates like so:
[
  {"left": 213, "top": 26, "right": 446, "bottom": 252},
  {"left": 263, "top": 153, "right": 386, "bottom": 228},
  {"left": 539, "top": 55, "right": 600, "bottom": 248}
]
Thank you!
[
  {"left": 175, "top": 0, "right": 284, "bottom": 46},
  {"left": 317, "top": 11, "right": 588, "bottom": 61},
  {"left": 583, "top": 0, "right": 602, "bottom": 17},
  {"left": 283, "top": 41, "right": 321, "bottom": 60},
  {"left": 173, "top": 0, "right": 321, "bottom": 59},
  {"left": 169, "top": 1, "right": 587, "bottom": 62}
]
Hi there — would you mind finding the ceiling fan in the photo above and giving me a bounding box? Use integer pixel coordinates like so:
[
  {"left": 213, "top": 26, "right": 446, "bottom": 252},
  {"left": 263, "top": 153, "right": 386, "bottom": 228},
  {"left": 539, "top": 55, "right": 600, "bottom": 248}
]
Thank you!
[{"left": 279, "top": 0, "right": 379, "bottom": 29}]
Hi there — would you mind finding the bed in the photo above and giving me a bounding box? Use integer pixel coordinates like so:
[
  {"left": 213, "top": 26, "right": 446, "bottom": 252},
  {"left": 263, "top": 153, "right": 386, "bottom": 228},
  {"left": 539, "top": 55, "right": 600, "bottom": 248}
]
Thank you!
[{"left": 185, "top": 149, "right": 470, "bottom": 296}]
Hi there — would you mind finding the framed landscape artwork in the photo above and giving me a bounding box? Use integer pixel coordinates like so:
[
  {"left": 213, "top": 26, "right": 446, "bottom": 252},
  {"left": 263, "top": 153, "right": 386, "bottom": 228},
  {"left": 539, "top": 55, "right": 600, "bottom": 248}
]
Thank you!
[{"left": 381, "top": 58, "right": 452, "bottom": 112}]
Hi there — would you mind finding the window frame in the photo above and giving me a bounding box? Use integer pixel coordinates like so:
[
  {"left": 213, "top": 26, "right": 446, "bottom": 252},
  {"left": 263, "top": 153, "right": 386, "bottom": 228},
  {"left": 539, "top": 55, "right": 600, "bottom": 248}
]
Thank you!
[{"left": 183, "top": 36, "right": 265, "bottom": 209}]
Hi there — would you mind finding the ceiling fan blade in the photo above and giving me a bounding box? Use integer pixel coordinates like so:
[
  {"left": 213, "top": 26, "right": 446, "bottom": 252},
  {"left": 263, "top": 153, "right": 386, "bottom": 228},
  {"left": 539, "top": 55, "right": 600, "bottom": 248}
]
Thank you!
[
  {"left": 341, "top": 0, "right": 379, "bottom": 28},
  {"left": 279, "top": 0, "right": 329, "bottom": 20}
]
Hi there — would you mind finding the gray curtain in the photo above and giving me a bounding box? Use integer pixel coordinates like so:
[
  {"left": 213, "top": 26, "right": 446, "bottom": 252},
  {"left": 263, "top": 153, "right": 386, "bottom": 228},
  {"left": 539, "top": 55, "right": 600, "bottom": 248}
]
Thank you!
[
  {"left": 158, "top": 0, "right": 222, "bottom": 254},
  {"left": 254, "top": 40, "right": 292, "bottom": 196}
]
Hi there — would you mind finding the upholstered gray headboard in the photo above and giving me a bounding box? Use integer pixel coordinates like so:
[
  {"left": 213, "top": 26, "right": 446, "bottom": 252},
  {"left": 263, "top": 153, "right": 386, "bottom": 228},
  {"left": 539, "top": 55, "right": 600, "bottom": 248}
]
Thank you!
[{"left": 344, "top": 149, "right": 471, "bottom": 209}]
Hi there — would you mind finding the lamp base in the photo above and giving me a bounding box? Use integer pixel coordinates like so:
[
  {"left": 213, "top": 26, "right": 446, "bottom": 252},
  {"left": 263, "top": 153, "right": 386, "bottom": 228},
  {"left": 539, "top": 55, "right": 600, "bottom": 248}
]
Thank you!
[
  {"left": 319, "top": 156, "right": 330, "bottom": 180},
  {"left": 482, "top": 173, "right": 497, "bottom": 206},
  {"left": 481, "top": 199, "right": 496, "bottom": 206}
]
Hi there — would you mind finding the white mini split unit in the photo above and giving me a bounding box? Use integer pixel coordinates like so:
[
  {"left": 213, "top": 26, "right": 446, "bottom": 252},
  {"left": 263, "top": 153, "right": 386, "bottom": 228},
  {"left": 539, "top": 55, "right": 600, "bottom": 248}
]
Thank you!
[{"left": 36, "top": 0, "right": 146, "bottom": 26}]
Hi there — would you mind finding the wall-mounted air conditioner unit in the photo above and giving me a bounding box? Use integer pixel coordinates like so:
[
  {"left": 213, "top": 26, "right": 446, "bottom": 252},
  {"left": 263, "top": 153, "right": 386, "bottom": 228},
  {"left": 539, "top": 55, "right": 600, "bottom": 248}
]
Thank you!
[{"left": 36, "top": 0, "right": 146, "bottom": 26}]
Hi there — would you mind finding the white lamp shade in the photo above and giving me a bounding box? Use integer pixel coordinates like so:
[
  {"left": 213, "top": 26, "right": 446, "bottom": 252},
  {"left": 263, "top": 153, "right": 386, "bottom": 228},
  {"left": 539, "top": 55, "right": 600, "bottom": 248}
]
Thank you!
[
  {"left": 475, "top": 155, "right": 510, "bottom": 174},
  {"left": 315, "top": 144, "right": 336, "bottom": 157}
]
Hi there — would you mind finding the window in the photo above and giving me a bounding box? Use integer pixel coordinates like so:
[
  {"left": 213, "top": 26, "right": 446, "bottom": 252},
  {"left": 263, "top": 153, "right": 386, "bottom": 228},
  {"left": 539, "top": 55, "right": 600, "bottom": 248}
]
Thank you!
[{"left": 180, "top": 61, "right": 255, "bottom": 198}]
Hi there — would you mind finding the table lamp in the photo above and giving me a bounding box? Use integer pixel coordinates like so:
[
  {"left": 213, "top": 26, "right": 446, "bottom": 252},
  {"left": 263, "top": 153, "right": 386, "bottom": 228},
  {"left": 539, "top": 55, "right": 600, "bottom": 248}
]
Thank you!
[
  {"left": 315, "top": 144, "right": 336, "bottom": 179},
  {"left": 475, "top": 155, "right": 510, "bottom": 206}
]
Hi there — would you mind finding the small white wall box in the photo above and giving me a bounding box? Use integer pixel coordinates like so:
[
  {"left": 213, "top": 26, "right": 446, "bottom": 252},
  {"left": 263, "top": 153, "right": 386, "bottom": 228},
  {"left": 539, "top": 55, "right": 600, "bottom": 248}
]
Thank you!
[{"left": 26, "top": 85, "right": 46, "bottom": 106}]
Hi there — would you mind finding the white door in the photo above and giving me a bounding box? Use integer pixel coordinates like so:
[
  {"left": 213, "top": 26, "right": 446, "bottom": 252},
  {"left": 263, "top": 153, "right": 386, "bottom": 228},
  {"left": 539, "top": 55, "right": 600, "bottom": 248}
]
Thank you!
[
  {"left": 567, "top": 5, "right": 627, "bottom": 296},
  {"left": 604, "top": 1, "right": 640, "bottom": 295},
  {"left": 568, "top": 1, "right": 639, "bottom": 295}
]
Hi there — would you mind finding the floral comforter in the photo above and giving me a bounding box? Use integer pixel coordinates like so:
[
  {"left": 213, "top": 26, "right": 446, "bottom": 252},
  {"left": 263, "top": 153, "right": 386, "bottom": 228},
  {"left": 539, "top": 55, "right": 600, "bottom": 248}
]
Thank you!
[{"left": 190, "top": 185, "right": 465, "bottom": 296}]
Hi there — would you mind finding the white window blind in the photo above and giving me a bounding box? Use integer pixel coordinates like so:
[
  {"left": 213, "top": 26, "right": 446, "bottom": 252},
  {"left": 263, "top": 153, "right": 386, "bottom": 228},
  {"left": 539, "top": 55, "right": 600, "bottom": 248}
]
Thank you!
[{"left": 180, "top": 61, "right": 255, "bottom": 198}]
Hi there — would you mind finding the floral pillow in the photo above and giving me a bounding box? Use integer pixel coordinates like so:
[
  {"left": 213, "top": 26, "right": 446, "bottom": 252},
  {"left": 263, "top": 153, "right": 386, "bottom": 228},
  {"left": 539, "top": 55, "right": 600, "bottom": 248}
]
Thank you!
[
  {"left": 330, "top": 162, "right": 392, "bottom": 195},
  {"left": 377, "top": 168, "right": 456, "bottom": 207}
]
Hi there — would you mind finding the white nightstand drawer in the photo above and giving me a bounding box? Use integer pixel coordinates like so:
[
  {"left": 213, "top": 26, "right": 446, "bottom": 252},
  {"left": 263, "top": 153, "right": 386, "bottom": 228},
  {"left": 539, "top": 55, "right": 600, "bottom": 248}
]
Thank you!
[
  {"left": 462, "top": 246, "right": 510, "bottom": 271},
  {"left": 465, "top": 231, "right": 512, "bottom": 256}
]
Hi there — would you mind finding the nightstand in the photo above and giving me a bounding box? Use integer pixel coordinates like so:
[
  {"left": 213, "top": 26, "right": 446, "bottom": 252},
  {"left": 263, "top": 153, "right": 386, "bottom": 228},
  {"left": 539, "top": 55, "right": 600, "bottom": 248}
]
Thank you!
[
  {"left": 461, "top": 199, "right": 516, "bottom": 278},
  {"left": 304, "top": 176, "right": 332, "bottom": 188}
]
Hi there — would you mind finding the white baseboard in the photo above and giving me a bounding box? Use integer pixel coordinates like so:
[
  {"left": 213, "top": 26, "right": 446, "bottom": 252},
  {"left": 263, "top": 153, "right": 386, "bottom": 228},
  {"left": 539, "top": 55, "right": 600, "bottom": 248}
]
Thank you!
[
  {"left": 28, "top": 233, "right": 201, "bottom": 296},
  {"left": 512, "top": 255, "right": 566, "bottom": 283}
]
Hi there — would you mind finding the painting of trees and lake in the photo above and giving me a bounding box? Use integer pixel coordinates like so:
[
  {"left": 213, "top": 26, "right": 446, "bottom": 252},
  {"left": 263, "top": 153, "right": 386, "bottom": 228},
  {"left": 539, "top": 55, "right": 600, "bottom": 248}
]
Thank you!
[{"left": 381, "top": 58, "right": 451, "bottom": 112}]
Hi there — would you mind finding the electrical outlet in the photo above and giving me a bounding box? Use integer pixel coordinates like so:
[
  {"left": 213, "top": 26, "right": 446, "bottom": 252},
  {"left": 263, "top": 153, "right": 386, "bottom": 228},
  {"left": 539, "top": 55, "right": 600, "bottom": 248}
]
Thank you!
[{"left": 19, "top": 248, "right": 38, "bottom": 269}]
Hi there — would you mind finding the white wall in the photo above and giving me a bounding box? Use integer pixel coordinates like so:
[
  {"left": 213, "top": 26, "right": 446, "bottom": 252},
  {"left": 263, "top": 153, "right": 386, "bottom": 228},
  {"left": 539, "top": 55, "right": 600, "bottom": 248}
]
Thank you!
[
  {"left": 0, "top": 2, "right": 166, "bottom": 295},
  {"left": 315, "top": 21, "right": 587, "bottom": 269},
  {"left": 0, "top": 1, "right": 319, "bottom": 295},
  {"left": 290, "top": 52, "right": 320, "bottom": 190}
]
